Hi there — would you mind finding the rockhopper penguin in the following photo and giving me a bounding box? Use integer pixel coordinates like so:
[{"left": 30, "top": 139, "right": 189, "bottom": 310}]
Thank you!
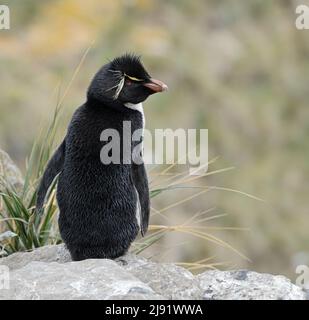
[{"left": 36, "top": 54, "right": 168, "bottom": 261}]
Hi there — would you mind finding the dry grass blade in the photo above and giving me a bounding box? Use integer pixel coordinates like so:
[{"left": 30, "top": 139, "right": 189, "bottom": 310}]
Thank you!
[{"left": 159, "top": 189, "right": 209, "bottom": 214}]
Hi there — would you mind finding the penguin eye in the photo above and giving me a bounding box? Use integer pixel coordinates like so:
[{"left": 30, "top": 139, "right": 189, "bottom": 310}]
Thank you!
[{"left": 125, "top": 78, "right": 132, "bottom": 86}]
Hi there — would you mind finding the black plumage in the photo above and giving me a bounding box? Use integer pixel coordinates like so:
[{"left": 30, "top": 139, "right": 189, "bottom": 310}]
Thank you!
[{"left": 36, "top": 54, "right": 167, "bottom": 261}]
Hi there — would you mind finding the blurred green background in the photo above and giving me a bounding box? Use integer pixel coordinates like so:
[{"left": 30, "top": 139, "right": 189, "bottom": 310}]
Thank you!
[{"left": 0, "top": 0, "right": 309, "bottom": 278}]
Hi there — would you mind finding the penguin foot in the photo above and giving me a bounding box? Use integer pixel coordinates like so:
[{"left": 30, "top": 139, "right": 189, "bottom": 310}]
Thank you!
[{"left": 67, "top": 245, "right": 128, "bottom": 261}]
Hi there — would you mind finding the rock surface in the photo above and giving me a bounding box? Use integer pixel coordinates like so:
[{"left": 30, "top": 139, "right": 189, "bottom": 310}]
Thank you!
[
  {"left": 0, "top": 148, "right": 24, "bottom": 234},
  {"left": 0, "top": 244, "right": 306, "bottom": 300},
  {"left": 197, "top": 270, "right": 305, "bottom": 300},
  {"left": 1, "top": 260, "right": 163, "bottom": 300},
  {"left": 0, "top": 149, "right": 23, "bottom": 192}
]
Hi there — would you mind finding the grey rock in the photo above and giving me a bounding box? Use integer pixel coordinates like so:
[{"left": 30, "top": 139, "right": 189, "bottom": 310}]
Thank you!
[
  {"left": 117, "top": 254, "right": 202, "bottom": 299},
  {"left": 0, "top": 231, "right": 17, "bottom": 242},
  {"left": 0, "top": 149, "right": 24, "bottom": 234},
  {"left": 0, "top": 259, "right": 164, "bottom": 300},
  {"left": 197, "top": 269, "right": 306, "bottom": 300},
  {"left": 0, "top": 149, "right": 23, "bottom": 192},
  {"left": 0, "top": 231, "right": 17, "bottom": 257},
  {"left": 0, "top": 245, "right": 305, "bottom": 300},
  {"left": 0, "top": 244, "right": 71, "bottom": 271}
]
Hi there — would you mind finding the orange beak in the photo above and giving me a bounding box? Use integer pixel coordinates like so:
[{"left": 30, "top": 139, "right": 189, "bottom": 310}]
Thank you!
[{"left": 143, "top": 78, "right": 168, "bottom": 93}]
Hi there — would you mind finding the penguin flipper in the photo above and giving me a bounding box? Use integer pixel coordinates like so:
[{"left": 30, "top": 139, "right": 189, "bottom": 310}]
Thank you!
[
  {"left": 132, "top": 163, "right": 150, "bottom": 236},
  {"left": 36, "top": 138, "right": 66, "bottom": 212}
]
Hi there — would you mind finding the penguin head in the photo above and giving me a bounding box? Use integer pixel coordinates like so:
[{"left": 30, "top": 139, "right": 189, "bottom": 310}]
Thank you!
[{"left": 87, "top": 54, "right": 168, "bottom": 105}]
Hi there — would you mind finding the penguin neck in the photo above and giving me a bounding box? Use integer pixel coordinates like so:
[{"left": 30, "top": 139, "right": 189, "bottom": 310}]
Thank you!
[
  {"left": 86, "top": 96, "right": 126, "bottom": 113},
  {"left": 124, "top": 102, "right": 145, "bottom": 128},
  {"left": 124, "top": 102, "right": 143, "bottom": 113},
  {"left": 86, "top": 97, "right": 145, "bottom": 127}
]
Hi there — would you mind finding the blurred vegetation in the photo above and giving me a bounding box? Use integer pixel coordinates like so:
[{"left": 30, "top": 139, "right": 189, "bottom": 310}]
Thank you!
[{"left": 0, "top": 0, "right": 309, "bottom": 278}]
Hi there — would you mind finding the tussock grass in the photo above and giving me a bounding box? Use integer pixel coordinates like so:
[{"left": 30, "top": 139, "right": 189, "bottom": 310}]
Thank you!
[
  {"left": 0, "top": 91, "right": 63, "bottom": 255},
  {"left": 0, "top": 45, "right": 92, "bottom": 256}
]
